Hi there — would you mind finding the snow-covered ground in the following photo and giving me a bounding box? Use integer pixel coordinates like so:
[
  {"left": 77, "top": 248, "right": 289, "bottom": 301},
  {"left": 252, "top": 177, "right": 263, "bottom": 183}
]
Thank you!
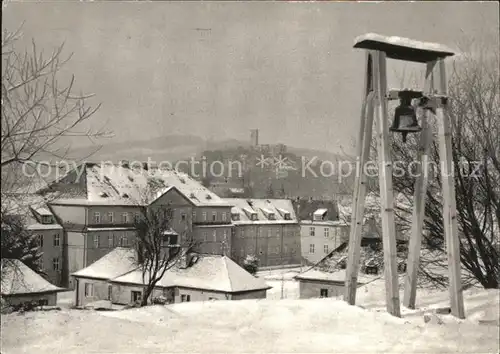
[{"left": 2, "top": 277, "right": 498, "bottom": 353}]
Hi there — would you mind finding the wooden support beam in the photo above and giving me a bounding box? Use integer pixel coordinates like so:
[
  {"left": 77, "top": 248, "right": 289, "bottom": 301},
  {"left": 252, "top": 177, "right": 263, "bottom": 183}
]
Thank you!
[
  {"left": 435, "top": 59, "right": 465, "bottom": 319},
  {"left": 372, "top": 50, "right": 401, "bottom": 318},
  {"left": 344, "top": 92, "right": 375, "bottom": 304},
  {"left": 403, "top": 61, "right": 436, "bottom": 309},
  {"left": 345, "top": 52, "right": 375, "bottom": 305}
]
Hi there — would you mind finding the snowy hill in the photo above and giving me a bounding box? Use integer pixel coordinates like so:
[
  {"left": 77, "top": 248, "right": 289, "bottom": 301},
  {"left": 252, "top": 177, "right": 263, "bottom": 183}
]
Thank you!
[{"left": 1, "top": 285, "right": 498, "bottom": 353}]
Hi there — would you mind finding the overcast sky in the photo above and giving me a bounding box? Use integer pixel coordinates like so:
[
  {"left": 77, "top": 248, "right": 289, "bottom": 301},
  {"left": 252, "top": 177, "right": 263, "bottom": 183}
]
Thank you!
[{"left": 3, "top": 1, "right": 499, "bottom": 154}]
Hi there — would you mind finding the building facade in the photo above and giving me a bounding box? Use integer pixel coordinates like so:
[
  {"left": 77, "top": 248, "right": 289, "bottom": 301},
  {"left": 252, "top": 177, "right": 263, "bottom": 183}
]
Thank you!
[
  {"left": 292, "top": 199, "right": 349, "bottom": 265},
  {"left": 39, "top": 162, "right": 232, "bottom": 289},
  {"left": 224, "top": 198, "right": 301, "bottom": 268},
  {"left": 300, "top": 219, "right": 349, "bottom": 265}
]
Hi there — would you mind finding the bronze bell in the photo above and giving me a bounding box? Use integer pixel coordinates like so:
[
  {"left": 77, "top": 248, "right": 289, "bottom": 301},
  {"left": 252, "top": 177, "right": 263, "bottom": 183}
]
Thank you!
[{"left": 390, "top": 90, "right": 422, "bottom": 143}]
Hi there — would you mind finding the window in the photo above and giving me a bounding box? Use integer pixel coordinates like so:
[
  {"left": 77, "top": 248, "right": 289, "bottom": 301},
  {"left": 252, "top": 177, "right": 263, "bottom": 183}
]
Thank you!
[
  {"left": 38, "top": 299, "right": 49, "bottom": 306},
  {"left": 134, "top": 213, "right": 140, "bottom": 223},
  {"left": 94, "top": 212, "right": 101, "bottom": 223},
  {"left": 213, "top": 230, "right": 217, "bottom": 242},
  {"left": 267, "top": 229, "right": 272, "bottom": 238},
  {"left": 202, "top": 212, "right": 207, "bottom": 221},
  {"left": 276, "top": 229, "right": 280, "bottom": 238},
  {"left": 192, "top": 210, "right": 197, "bottom": 221},
  {"left": 309, "top": 244, "right": 315, "bottom": 254},
  {"left": 223, "top": 230, "right": 228, "bottom": 240},
  {"left": 84, "top": 283, "right": 93, "bottom": 297},
  {"left": 320, "top": 288, "right": 329, "bottom": 298},
  {"left": 309, "top": 227, "right": 315, "bottom": 236},
  {"left": 203, "top": 231, "right": 208, "bottom": 242},
  {"left": 108, "top": 234, "right": 114, "bottom": 247},
  {"left": 276, "top": 245, "right": 281, "bottom": 254},
  {"left": 181, "top": 294, "right": 191, "bottom": 302},
  {"left": 324, "top": 245, "right": 329, "bottom": 254},
  {"left": 37, "top": 235, "right": 43, "bottom": 247},
  {"left": 324, "top": 228, "right": 329, "bottom": 238},
  {"left": 108, "top": 285, "right": 112, "bottom": 300},
  {"left": 94, "top": 234, "right": 100, "bottom": 248},
  {"left": 53, "top": 234, "right": 60, "bottom": 247},
  {"left": 212, "top": 212, "right": 216, "bottom": 221},
  {"left": 42, "top": 215, "right": 52, "bottom": 224},
  {"left": 122, "top": 212, "right": 129, "bottom": 223},
  {"left": 131, "top": 291, "right": 142, "bottom": 303},
  {"left": 52, "top": 257, "right": 59, "bottom": 271},
  {"left": 108, "top": 212, "right": 114, "bottom": 223},
  {"left": 221, "top": 212, "right": 226, "bottom": 221},
  {"left": 181, "top": 213, "right": 186, "bottom": 221}
]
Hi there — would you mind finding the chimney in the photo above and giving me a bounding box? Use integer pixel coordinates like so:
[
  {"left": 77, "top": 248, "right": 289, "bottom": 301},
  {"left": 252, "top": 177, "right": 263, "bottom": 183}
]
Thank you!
[{"left": 179, "top": 251, "right": 194, "bottom": 269}]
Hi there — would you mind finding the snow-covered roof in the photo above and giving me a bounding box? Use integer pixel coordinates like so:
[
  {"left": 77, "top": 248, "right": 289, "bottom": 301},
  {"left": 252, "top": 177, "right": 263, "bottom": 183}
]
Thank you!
[
  {"left": 225, "top": 198, "right": 297, "bottom": 225},
  {"left": 295, "top": 268, "right": 377, "bottom": 284},
  {"left": 353, "top": 33, "right": 455, "bottom": 63},
  {"left": 300, "top": 220, "right": 348, "bottom": 227},
  {"left": 111, "top": 254, "right": 271, "bottom": 293},
  {"left": 86, "top": 227, "right": 136, "bottom": 232},
  {"left": 313, "top": 208, "right": 328, "bottom": 217},
  {"left": 48, "top": 163, "right": 230, "bottom": 207},
  {"left": 71, "top": 248, "right": 138, "bottom": 280},
  {"left": 229, "top": 188, "right": 245, "bottom": 194},
  {"left": 1, "top": 259, "right": 64, "bottom": 295},
  {"left": 1, "top": 194, "right": 61, "bottom": 231}
]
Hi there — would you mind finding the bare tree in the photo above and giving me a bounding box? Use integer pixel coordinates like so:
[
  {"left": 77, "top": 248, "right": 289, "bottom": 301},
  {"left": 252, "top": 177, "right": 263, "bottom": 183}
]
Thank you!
[
  {"left": 1, "top": 25, "right": 108, "bottom": 279},
  {"left": 129, "top": 177, "right": 198, "bottom": 306},
  {"left": 133, "top": 205, "right": 196, "bottom": 306},
  {"left": 1, "top": 26, "right": 108, "bottom": 189}
]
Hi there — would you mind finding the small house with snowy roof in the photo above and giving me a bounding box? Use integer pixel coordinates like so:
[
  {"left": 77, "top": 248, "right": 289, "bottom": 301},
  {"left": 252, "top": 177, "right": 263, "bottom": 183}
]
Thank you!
[
  {"left": 1, "top": 259, "right": 66, "bottom": 309},
  {"left": 71, "top": 248, "right": 271, "bottom": 307}
]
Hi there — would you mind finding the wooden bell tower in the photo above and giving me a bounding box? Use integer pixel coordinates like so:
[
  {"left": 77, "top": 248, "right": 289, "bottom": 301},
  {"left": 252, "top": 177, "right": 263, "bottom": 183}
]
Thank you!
[{"left": 344, "top": 33, "right": 465, "bottom": 319}]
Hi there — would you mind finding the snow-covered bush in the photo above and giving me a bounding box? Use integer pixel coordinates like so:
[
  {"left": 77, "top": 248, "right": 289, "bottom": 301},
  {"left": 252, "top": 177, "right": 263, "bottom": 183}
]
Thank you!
[{"left": 242, "top": 255, "right": 259, "bottom": 275}]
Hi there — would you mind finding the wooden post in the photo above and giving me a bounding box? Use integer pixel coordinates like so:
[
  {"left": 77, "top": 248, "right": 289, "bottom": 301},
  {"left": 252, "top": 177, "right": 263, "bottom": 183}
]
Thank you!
[
  {"left": 372, "top": 50, "right": 401, "bottom": 317},
  {"left": 435, "top": 58, "right": 465, "bottom": 319},
  {"left": 344, "top": 53, "right": 375, "bottom": 305},
  {"left": 403, "top": 61, "right": 436, "bottom": 309}
]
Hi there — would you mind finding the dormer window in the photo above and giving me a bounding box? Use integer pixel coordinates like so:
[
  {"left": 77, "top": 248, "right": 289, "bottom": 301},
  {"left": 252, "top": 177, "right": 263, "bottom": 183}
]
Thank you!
[
  {"left": 313, "top": 208, "right": 328, "bottom": 221},
  {"left": 41, "top": 215, "right": 53, "bottom": 224},
  {"left": 284, "top": 213, "right": 291, "bottom": 220},
  {"left": 251, "top": 213, "right": 258, "bottom": 221},
  {"left": 231, "top": 213, "right": 240, "bottom": 221},
  {"left": 268, "top": 213, "right": 276, "bottom": 220}
]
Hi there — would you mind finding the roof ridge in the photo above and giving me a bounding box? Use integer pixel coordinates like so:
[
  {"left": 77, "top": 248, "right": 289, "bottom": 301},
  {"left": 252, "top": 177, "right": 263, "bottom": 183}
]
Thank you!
[{"left": 222, "top": 256, "right": 234, "bottom": 292}]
